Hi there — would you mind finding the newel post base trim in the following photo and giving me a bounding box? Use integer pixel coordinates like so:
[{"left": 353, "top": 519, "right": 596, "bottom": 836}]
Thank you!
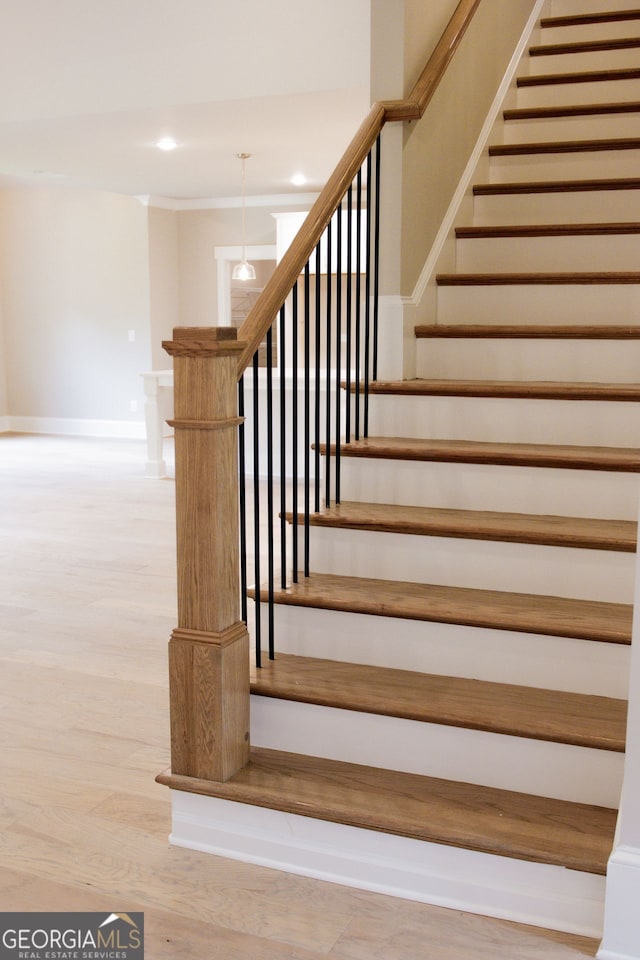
[{"left": 169, "top": 622, "right": 250, "bottom": 784}]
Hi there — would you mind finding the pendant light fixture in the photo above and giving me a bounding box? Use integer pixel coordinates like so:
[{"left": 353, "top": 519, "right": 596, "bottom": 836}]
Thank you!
[{"left": 232, "top": 152, "right": 256, "bottom": 281}]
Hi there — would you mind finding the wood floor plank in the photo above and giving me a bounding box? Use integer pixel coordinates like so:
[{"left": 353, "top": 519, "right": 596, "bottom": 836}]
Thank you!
[
  {"left": 369, "top": 377, "right": 640, "bottom": 401},
  {"left": 327, "top": 435, "right": 640, "bottom": 472},
  {"left": 296, "top": 500, "right": 638, "bottom": 552},
  {"left": 259, "top": 571, "right": 632, "bottom": 644},
  {"left": 250, "top": 652, "right": 626, "bottom": 751},
  {"left": 159, "top": 747, "right": 618, "bottom": 875}
]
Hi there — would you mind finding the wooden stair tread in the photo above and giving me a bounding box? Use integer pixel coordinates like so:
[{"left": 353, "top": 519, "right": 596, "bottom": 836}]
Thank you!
[
  {"left": 329, "top": 435, "right": 640, "bottom": 472},
  {"left": 158, "top": 747, "right": 617, "bottom": 874},
  {"left": 300, "top": 499, "right": 637, "bottom": 552},
  {"left": 369, "top": 377, "right": 640, "bottom": 400},
  {"left": 249, "top": 652, "right": 626, "bottom": 751},
  {"left": 541, "top": 10, "right": 640, "bottom": 29},
  {"left": 436, "top": 271, "right": 640, "bottom": 285},
  {"left": 474, "top": 176, "right": 640, "bottom": 195},
  {"left": 490, "top": 137, "right": 640, "bottom": 156},
  {"left": 414, "top": 323, "right": 640, "bottom": 338},
  {"left": 261, "top": 571, "right": 632, "bottom": 645},
  {"left": 531, "top": 37, "right": 640, "bottom": 57},
  {"left": 505, "top": 101, "right": 640, "bottom": 120},
  {"left": 518, "top": 67, "right": 640, "bottom": 87},
  {"left": 456, "top": 222, "right": 640, "bottom": 238}
]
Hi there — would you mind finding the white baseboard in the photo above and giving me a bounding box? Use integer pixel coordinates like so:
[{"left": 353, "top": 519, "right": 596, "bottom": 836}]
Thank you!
[
  {"left": 0, "top": 415, "right": 9, "bottom": 433},
  {"left": 169, "top": 790, "right": 605, "bottom": 938},
  {"left": 5, "top": 415, "right": 146, "bottom": 439},
  {"left": 598, "top": 846, "right": 640, "bottom": 960}
]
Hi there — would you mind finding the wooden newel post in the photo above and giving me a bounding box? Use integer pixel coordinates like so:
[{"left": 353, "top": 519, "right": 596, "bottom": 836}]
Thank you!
[{"left": 162, "top": 326, "right": 250, "bottom": 782}]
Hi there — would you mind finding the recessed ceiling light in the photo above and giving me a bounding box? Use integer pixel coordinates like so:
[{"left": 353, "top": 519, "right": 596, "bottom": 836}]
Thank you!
[
  {"left": 291, "top": 172, "right": 307, "bottom": 186},
  {"left": 156, "top": 137, "right": 178, "bottom": 152}
]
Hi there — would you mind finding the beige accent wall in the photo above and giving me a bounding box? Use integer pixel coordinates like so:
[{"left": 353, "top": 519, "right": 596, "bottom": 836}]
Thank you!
[
  {"left": 0, "top": 193, "right": 7, "bottom": 417},
  {"left": 176, "top": 205, "right": 303, "bottom": 329},
  {"left": 148, "top": 206, "right": 180, "bottom": 370},
  {"left": 400, "top": 0, "right": 536, "bottom": 295},
  {"left": 0, "top": 186, "right": 151, "bottom": 421}
]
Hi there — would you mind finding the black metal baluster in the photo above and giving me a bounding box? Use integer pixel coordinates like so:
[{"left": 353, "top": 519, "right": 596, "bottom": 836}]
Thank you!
[
  {"left": 373, "top": 134, "right": 382, "bottom": 382},
  {"left": 364, "top": 150, "right": 372, "bottom": 439},
  {"left": 335, "top": 201, "right": 343, "bottom": 504},
  {"left": 266, "top": 326, "right": 275, "bottom": 659},
  {"left": 238, "top": 377, "right": 247, "bottom": 623},
  {"left": 355, "top": 168, "right": 362, "bottom": 441},
  {"left": 292, "top": 283, "right": 299, "bottom": 584},
  {"left": 252, "top": 350, "right": 261, "bottom": 668},
  {"left": 325, "top": 218, "right": 332, "bottom": 509},
  {"left": 345, "top": 186, "right": 353, "bottom": 444},
  {"left": 314, "top": 243, "right": 321, "bottom": 514},
  {"left": 304, "top": 263, "right": 311, "bottom": 578},
  {"left": 279, "top": 304, "right": 287, "bottom": 590}
]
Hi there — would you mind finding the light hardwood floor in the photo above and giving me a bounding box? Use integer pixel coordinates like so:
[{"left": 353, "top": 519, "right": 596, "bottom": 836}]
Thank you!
[{"left": 0, "top": 433, "right": 600, "bottom": 959}]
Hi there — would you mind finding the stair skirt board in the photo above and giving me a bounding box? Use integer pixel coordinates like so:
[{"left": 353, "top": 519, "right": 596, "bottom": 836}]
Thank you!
[
  {"left": 249, "top": 696, "right": 622, "bottom": 807},
  {"left": 168, "top": 790, "right": 606, "bottom": 939},
  {"left": 253, "top": 602, "right": 631, "bottom": 699}
]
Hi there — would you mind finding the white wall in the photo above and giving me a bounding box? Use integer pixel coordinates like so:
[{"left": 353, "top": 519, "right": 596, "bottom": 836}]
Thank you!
[{"left": 0, "top": 186, "right": 151, "bottom": 426}]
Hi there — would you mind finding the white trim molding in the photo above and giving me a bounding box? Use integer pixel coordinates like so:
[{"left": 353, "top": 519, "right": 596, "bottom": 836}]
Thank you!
[
  {"left": 409, "top": 0, "right": 547, "bottom": 310},
  {"left": 5, "top": 416, "right": 146, "bottom": 439},
  {"left": 170, "top": 790, "right": 606, "bottom": 939},
  {"left": 598, "top": 846, "right": 640, "bottom": 960}
]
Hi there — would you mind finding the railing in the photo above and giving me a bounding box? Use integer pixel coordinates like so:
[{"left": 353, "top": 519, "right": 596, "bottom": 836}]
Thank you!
[
  {"left": 238, "top": 137, "right": 382, "bottom": 667},
  {"left": 162, "top": 0, "right": 485, "bottom": 783}
]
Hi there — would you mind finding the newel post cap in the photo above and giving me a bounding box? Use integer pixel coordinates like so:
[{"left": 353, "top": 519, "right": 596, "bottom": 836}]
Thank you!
[{"left": 163, "top": 326, "right": 247, "bottom": 358}]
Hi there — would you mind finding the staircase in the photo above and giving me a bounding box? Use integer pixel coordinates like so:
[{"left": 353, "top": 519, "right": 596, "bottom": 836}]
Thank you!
[{"left": 163, "top": 1, "right": 640, "bottom": 940}]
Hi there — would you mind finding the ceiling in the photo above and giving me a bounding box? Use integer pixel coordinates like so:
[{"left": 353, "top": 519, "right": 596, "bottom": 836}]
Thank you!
[{"left": 0, "top": 0, "right": 371, "bottom": 202}]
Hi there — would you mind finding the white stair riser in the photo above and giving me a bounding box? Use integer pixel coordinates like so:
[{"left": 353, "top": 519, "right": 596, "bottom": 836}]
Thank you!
[
  {"left": 338, "top": 456, "right": 640, "bottom": 520},
  {"left": 489, "top": 148, "right": 640, "bottom": 183},
  {"left": 456, "top": 233, "right": 640, "bottom": 272},
  {"left": 473, "top": 188, "right": 640, "bottom": 225},
  {"left": 517, "top": 78, "right": 640, "bottom": 109},
  {"left": 503, "top": 113, "right": 640, "bottom": 144},
  {"left": 542, "top": 20, "right": 640, "bottom": 44},
  {"left": 304, "top": 525, "right": 635, "bottom": 602},
  {"left": 550, "top": 0, "right": 640, "bottom": 16},
  {"left": 416, "top": 338, "right": 640, "bottom": 384},
  {"left": 170, "top": 792, "right": 607, "bottom": 939},
  {"left": 528, "top": 48, "right": 640, "bottom": 75},
  {"left": 261, "top": 601, "right": 630, "bottom": 698},
  {"left": 436, "top": 284, "right": 640, "bottom": 326},
  {"left": 251, "top": 695, "right": 623, "bottom": 806},
  {"left": 367, "top": 393, "right": 640, "bottom": 447}
]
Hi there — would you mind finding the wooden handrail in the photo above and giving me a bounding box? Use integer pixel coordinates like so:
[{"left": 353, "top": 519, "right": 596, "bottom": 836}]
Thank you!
[{"left": 236, "top": 0, "right": 484, "bottom": 376}]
